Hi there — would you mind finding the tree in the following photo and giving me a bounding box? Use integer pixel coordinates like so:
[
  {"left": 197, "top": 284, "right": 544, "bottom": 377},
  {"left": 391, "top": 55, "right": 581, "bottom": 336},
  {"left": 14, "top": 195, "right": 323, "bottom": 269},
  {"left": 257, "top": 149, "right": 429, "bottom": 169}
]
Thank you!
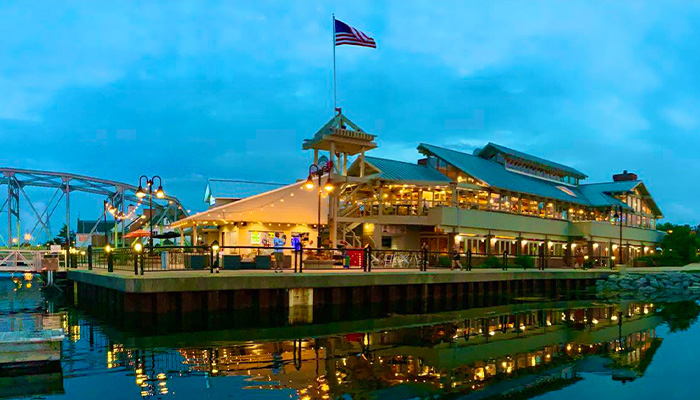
[
  {"left": 52, "top": 224, "right": 75, "bottom": 246},
  {"left": 656, "top": 223, "right": 700, "bottom": 265}
]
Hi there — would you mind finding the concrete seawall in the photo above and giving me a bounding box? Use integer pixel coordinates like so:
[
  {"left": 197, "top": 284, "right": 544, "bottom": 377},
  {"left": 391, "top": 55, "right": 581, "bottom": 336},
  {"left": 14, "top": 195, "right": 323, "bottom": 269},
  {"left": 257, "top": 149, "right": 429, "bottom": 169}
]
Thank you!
[{"left": 67, "top": 269, "right": 613, "bottom": 325}]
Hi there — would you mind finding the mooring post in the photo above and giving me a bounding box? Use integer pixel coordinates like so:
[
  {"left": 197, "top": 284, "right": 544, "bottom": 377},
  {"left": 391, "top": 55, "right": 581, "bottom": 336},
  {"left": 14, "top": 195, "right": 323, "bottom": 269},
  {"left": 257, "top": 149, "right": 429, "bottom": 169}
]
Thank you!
[
  {"left": 367, "top": 245, "right": 372, "bottom": 272},
  {"left": 107, "top": 251, "right": 113, "bottom": 273},
  {"left": 293, "top": 246, "right": 298, "bottom": 273},
  {"left": 133, "top": 251, "right": 138, "bottom": 275}
]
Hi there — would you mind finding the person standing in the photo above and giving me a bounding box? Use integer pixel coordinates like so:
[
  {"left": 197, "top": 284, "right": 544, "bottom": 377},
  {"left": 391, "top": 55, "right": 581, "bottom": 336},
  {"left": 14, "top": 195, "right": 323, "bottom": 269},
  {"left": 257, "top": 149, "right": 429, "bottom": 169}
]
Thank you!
[{"left": 273, "top": 232, "right": 286, "bottom": 273}]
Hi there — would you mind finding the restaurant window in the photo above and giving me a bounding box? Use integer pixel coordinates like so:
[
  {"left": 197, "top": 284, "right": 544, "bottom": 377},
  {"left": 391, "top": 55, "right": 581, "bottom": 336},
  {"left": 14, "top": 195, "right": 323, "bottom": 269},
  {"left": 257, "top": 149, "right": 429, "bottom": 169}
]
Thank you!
[{"left": 489, "top": 192, "right": 501, "bottom": 211}]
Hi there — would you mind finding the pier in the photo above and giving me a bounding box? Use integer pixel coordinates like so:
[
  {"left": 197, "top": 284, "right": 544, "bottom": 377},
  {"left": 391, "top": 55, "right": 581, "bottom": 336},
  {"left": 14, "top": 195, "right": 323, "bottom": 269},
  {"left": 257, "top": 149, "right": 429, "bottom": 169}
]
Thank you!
[{"left": 67, "top": 268, "right": 613, "bottom": 324}]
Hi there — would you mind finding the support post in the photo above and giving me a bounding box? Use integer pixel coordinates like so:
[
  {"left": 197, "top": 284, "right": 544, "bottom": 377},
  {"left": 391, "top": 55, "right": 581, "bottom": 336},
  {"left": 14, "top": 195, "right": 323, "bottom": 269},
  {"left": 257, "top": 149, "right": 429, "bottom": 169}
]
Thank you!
[
  {"left": 87, "top": 245, "right": 93, "bottom": 270},
  {"left": 107, "top": 251, "right": 113, "bottom": 273}
]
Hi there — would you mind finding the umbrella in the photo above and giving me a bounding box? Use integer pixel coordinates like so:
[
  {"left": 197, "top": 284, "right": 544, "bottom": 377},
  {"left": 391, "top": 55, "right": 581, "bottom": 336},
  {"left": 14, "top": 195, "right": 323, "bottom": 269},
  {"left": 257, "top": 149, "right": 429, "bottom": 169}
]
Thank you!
[
  {"left": 124, "top": 229, "right": 151, "bottom": 238},
  {"left": 153, "top": 231, "right": 180, "bottom": 239}
]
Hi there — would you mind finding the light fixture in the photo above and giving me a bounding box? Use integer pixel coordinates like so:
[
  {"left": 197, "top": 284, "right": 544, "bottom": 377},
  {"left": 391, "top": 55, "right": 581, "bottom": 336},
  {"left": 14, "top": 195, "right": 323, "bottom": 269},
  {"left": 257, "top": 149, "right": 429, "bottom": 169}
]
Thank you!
[
  {"left": 133, "top": 242, "right": 143, "bottom": 252},
  {"left": 304, "top": 176, "right": 314, "bottom": 190},
  {"left": 323, "top": 177, "right": 335, "bottom": 192},
  {"left": 155, "top": 186, "right": 165, "bottom": 199},
  {"left": 135, "top": 186, "right": 146, "bottom": 198},
  {"left": 211, "top": 240, "right": 220, "bottom": 253},
  {"left": 105, "top": 244, "right": 112, "bottom": 253}
]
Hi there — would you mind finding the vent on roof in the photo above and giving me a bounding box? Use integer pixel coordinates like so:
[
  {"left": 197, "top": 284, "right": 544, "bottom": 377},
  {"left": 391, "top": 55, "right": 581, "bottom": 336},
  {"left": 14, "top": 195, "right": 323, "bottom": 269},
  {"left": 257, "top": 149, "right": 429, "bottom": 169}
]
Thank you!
[{"left": 613, "top": 170, "right": 638, "bottom": 182}]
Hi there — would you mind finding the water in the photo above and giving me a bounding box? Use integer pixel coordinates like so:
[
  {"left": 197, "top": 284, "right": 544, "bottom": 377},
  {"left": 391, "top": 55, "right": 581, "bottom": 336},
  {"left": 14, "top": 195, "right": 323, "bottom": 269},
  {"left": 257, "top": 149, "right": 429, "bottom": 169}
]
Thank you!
[{"left": 2, "top": 275, "right": 700, "bottom": 400}]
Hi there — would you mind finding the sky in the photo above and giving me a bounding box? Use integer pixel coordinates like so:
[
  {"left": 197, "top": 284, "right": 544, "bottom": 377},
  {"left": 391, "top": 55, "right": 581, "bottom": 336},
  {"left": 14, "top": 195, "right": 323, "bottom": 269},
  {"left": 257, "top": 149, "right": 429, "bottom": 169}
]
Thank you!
[{"left": 1, "top": 0, "right": 699, "bottom": 236}]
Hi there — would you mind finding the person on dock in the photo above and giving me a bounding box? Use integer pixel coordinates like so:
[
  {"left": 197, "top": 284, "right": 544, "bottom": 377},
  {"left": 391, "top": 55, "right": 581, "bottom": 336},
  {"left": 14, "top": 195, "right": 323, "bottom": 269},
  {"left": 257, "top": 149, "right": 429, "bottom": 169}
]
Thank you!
[
  {"left": 273, "top": 232, "right": 286, "bottom": 273},
  {"left": 451, "top": 246, "right": 463, "bottom": 271}
]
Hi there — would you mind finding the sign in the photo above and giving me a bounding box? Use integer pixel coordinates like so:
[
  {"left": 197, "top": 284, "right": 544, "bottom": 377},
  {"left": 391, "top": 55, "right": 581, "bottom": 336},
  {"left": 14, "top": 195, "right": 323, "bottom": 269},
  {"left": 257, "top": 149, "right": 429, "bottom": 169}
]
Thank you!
[{"left": 49, "top": 245, "right": 62, "bottom": 253}]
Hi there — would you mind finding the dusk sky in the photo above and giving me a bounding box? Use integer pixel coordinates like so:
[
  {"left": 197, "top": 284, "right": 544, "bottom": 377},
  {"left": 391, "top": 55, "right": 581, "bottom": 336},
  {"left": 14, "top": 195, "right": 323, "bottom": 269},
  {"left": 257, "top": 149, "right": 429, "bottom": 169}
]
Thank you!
[{"left": 1, "top": 1, "right": 698, "bottom": 226}]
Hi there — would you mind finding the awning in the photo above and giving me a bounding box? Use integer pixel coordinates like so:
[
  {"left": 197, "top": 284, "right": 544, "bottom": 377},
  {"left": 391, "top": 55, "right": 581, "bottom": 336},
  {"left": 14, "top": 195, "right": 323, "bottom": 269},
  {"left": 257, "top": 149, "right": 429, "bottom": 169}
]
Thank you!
[{"left": 172, "top": 180, "right": 330, "bottom": 228}]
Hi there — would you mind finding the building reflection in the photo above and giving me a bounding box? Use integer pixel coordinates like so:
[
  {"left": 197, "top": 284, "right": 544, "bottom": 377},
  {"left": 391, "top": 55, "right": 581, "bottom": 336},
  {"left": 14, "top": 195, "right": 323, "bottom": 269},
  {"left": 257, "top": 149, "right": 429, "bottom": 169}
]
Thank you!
[{"left": 67, "top": 301, "right": 664, "bottom": 399}]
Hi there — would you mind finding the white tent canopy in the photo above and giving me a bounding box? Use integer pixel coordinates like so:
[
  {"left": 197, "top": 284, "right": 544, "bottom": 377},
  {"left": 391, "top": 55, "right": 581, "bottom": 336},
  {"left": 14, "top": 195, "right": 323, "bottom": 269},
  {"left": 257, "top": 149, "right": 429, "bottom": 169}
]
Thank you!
[{"left": 172, "top": 180, "right": 329, "bottom": 228}]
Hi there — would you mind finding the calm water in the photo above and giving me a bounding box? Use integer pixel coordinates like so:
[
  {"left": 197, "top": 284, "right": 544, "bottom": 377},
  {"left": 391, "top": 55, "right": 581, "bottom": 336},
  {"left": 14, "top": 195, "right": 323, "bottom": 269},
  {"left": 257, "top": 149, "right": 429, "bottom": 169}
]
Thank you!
[{"left": 2, "top": 274, "right": 700, "bottom": 400}]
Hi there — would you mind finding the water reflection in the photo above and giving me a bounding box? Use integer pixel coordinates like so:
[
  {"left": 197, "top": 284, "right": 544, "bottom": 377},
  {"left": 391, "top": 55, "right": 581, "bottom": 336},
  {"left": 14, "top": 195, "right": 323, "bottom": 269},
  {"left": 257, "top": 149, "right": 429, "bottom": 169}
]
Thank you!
[{"left": 1, "top": 276, "right": 697, "bottom": 400}]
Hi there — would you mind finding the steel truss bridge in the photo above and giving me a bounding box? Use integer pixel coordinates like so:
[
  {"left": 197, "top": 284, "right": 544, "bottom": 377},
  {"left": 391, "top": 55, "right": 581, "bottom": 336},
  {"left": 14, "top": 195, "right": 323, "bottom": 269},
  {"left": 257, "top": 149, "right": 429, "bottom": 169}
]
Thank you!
[{"left": 0, "top": 167, "right": 188, "bottom": 247}]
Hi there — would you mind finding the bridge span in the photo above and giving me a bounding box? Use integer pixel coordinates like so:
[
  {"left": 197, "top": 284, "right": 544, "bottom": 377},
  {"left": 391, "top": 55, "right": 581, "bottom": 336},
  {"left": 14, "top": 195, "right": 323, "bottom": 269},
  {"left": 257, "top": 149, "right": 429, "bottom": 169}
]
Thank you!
[{"left": 0, "top": 167, "right": 188, "bottom": 247}]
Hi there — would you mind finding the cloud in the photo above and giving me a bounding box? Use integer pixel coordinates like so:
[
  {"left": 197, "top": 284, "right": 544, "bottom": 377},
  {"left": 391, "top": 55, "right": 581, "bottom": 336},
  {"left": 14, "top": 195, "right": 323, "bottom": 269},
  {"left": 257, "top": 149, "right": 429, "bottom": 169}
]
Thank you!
[{"left": 2, "top": 0, "right": 700, "bottom": 226}]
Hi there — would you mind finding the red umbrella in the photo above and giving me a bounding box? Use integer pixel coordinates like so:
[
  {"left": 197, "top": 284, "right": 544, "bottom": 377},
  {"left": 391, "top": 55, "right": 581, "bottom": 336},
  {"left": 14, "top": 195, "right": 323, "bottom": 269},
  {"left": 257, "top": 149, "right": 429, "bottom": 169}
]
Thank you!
[{"left": 124, "top": 229, "right": 151, "bottom": 238}]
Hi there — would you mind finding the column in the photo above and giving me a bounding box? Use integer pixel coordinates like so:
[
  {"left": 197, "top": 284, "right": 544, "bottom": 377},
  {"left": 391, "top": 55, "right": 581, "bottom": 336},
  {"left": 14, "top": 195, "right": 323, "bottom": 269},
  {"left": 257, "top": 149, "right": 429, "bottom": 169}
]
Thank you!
[{"left": 359, "top": 148, "right": 365, "bottom": 178}]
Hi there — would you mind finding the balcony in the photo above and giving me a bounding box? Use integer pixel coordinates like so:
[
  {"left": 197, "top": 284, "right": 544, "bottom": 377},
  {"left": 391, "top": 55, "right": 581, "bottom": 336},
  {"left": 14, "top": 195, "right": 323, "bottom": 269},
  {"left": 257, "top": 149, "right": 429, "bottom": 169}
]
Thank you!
[{"left": 571, "top": 221, "right": 665, "bottom": 243}]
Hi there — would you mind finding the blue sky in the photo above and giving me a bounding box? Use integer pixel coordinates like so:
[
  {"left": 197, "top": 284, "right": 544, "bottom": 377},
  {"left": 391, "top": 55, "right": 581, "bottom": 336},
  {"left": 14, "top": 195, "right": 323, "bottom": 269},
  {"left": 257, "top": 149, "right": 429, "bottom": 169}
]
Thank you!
[{"left": 1, "top": 1, "right": 699, "bottom": 229}]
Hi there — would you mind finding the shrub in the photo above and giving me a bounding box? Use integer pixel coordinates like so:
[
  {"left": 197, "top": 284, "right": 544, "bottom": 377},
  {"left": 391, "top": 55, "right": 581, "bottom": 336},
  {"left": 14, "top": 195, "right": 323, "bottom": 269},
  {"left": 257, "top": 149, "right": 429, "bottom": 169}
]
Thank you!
[
  {"left": 481, "top": 256, "right": 502, "bottom": 269},
  {"left": 437, "top": 255, "right": 451, "bottom": 268},
  {"left": 515, "top": 255, "right": 534, "bottom": 269}
]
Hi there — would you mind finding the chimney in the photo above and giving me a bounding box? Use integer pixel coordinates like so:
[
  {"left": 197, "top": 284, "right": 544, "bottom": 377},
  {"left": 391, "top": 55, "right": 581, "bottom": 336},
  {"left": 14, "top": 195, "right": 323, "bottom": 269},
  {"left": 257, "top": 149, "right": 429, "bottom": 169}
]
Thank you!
[{"left": 613, "top": 170, "right": 638, "bottom": 182}]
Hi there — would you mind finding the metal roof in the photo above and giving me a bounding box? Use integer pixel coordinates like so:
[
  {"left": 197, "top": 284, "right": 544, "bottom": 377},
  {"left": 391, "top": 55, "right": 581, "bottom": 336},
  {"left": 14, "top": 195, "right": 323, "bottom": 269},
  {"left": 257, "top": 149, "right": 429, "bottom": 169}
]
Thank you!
[
  {"left": 477, "top": 142, "right": 588, "bottom": 179},
  {"left": 364, "top": 156, "right": 451, "bottom": 183},
  {"left": 418, "top": 143, "right": 589, "bottom": 204},
  {"left": 204, "top": 179, "right": 286, "bottom": 202}
]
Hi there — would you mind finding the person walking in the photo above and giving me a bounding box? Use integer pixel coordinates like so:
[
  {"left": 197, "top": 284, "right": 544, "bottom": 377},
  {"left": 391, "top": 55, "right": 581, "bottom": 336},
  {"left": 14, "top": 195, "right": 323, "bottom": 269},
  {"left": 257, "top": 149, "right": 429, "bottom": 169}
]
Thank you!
[
  {"left": 451, "top": 245, "right": 463, "bottom": 271},
  {"left": 273, "top": 232, "right": 286, "bottom": 273}
]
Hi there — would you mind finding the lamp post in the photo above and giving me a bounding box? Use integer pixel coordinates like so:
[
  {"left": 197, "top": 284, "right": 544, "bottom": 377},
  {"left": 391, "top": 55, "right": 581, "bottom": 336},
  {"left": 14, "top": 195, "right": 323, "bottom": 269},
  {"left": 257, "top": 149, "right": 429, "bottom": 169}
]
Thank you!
[
  {"left": 135, "top": 175, "right": 165, "bottom": 253},
  {"left": 613, "top": 205, "right": 624, "bottom": 265},
  {"left": 303, "top": 158, "right": 334, "bottom": 248}
]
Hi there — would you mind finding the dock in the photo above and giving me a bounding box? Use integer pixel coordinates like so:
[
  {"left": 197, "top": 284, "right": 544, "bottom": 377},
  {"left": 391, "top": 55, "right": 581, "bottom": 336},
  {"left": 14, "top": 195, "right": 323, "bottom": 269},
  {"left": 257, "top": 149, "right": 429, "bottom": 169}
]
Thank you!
[
  {"left": 67, "top": 268, "right": 614, "bottom": 324},
  {"left": 0, "top": 329, "right": 64, "bottom": 367}
]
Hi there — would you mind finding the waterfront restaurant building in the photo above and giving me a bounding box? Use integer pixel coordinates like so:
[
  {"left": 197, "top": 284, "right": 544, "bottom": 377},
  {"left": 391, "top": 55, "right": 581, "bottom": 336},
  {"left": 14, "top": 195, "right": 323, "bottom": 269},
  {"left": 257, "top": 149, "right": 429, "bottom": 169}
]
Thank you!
[{"left": 173, "top": 113, "right": 664, "bottom": 267}]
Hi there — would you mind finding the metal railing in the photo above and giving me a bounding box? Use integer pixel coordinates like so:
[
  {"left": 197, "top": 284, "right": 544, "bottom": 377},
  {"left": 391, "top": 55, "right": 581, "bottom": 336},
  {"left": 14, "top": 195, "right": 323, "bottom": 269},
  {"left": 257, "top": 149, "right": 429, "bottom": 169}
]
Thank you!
[{"left": 66, "top": 244, "right": 621, "bottom": 275}]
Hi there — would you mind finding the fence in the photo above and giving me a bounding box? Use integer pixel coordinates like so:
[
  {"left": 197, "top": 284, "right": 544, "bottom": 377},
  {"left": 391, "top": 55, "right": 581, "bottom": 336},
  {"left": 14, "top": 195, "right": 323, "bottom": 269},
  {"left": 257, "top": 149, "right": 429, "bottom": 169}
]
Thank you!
[{"left": 66, "top": 244, "right": 617, "bottom": 275}]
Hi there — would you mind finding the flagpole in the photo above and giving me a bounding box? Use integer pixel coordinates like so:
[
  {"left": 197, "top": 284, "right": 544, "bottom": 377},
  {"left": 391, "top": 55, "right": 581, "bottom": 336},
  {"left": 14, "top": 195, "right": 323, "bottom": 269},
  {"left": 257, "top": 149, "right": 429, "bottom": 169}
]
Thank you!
[{"left": 332, "top": 13, "right": 337, "bottom": 112}]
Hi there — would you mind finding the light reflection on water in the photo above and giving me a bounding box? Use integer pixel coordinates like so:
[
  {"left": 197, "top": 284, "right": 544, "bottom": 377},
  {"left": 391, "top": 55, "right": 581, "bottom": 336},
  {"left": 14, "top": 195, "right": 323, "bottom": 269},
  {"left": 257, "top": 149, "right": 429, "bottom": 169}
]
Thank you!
[{"left": 1, "top": 276, "right": 698, "bottom": 400}]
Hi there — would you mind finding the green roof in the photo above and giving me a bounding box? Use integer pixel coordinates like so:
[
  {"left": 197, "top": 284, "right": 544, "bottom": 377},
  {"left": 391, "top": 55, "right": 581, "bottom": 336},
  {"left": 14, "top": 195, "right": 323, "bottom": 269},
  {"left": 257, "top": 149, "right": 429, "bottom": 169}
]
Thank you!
[
  {"left": 364, "top": 156, "right": 451, "bottom": 183},
  {"left": 477, "top": 142, "right": 588, "bottom": 179},
  {"left": 416, "top": 143, "right": 662, "bottom": 216},
  {"left": 418, "top": 143, "right": 588, "bottom": 204}
]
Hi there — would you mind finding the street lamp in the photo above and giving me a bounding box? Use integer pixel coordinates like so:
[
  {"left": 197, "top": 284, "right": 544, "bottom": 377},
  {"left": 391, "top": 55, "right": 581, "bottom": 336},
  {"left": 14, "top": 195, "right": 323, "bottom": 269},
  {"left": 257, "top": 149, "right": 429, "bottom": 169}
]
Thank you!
[
  {"left": 303, "top": 158, "right": 334, "bottom": 248},
  {"left": 613, "top": 205, "right": 624, "bottom": 266},
  {"left": 136, "top": 175, "right": 165, "bottom": 252}
]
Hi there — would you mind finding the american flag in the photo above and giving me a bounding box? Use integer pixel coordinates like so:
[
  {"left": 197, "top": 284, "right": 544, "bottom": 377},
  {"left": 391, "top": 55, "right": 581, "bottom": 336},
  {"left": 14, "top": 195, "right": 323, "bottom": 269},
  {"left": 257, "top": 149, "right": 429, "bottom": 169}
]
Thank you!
[{"left": 334, "top": 19, "right": 376, "bottom": 48}]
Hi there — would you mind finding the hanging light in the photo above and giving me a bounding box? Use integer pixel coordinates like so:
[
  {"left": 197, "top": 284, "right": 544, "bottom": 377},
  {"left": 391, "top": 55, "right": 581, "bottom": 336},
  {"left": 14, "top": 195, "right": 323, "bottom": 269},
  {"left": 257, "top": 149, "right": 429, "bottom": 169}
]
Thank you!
[
  {"left": 324, "top": 177, "right": 335, "bottom": 192},
  {"left": 155, "top": 186, "right": 165, "bottom": 199},
  {"left": 133, "top": 242, "right": 143, "bottom": 253},
  {"left": 304, "top": 176, "right": 315, "bottom": 190},
  {"left": 135, "top": 186, "right": 146, "bottom": 198}
]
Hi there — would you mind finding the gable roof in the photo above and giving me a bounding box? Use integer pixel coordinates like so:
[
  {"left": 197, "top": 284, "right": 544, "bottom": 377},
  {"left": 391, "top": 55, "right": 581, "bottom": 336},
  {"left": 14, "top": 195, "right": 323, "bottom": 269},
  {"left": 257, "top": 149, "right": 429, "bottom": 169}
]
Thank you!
[
  {"left": 418, "top": 143, "right": 588, "bottom": 205},
  {"left": 76, "top": 219, "right": 113, "bottom": 234},
  {"left": 362, "top": 156, "right": 451, "bottom": 184},
  {"left": 477, "top": 142, "right": 588, "bottom": 179},
  {"left": 204, "top": 179, "right": 286, "bottom": 202},
  {"left": 579, "top": 181, "right": 662, "bottom": 217}
]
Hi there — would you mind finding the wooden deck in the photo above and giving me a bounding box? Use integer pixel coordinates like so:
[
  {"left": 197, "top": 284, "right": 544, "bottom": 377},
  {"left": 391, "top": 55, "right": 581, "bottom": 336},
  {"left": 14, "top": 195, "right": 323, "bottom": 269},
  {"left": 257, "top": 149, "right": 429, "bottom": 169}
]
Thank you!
[{"left": 0, "top": 329, "right": 64, "bottom": 366}]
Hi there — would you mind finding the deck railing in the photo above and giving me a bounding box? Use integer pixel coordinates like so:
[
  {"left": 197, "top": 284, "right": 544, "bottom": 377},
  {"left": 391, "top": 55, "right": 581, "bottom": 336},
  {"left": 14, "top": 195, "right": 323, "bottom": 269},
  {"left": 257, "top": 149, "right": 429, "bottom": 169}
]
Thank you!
[{"left": 66, "top": 244, "right": 616, "bottom": 275}]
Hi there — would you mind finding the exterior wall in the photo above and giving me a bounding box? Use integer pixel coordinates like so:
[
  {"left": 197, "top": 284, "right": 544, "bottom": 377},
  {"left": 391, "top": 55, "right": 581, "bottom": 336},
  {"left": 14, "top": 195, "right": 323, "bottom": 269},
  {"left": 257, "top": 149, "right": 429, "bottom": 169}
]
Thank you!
[
  {"left": 215, "top": 222, "right": 318, "bottom": 250},
  {"left": 571, "top": 221, "right": 665, "bottom": 244},
  {"left": 431, "top": 207, "right": 572, "bottom": 239},
  {"left": 431, "top": 207, "right": 664, "bottom": 245}
]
